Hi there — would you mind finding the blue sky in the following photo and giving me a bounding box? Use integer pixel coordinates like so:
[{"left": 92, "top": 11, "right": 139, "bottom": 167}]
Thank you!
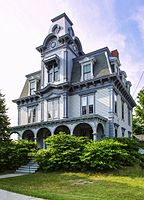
[{"left": 0, "top": 0, "right": 143, "bottom": 125}]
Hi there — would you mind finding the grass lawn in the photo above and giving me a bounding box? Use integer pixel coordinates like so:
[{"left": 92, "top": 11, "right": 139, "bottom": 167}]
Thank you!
[{"left": 0, "top": 167, "right": 144, "bottom": 200}]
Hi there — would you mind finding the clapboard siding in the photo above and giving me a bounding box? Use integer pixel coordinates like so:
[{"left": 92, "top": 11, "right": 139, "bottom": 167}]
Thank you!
[
  {"left": 114, "top": 94, "right": 132, "bottom": 137},
  {"left": 95, "top": 88, "right": 110, "bottom": 119},
  {"left": 21, "top": 106, "right": 28, "bottom": 125},
  {"left": 68, "top": 95, "right": 80, "bottom": 118}
]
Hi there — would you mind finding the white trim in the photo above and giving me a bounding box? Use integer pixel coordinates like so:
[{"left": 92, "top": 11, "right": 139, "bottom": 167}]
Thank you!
[{"left": 105, "top": 51, "right": 112, "bottom": 74}]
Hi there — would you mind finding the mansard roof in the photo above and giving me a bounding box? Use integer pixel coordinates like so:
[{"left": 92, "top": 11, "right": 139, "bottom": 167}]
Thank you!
[
  {"left": 71, "top": 47, "right": 111, "bottom": 83},
  {"left": 20, "top": 70, "right": 41, "bottom": 98}
]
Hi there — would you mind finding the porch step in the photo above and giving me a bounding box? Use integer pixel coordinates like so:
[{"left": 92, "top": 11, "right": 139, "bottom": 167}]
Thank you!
[{"left": 15, "top": 160, "right": 39, "bottom": 174}]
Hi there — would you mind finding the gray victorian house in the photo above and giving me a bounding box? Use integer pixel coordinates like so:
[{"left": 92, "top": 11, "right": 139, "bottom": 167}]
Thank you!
[{"left": 12, "top": 13, "right": 136, "bottom": 148}]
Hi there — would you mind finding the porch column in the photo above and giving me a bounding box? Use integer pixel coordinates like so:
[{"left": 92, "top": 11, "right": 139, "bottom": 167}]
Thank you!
[{"left": 93, "top": 133, "right": 97, "bottom": 141}]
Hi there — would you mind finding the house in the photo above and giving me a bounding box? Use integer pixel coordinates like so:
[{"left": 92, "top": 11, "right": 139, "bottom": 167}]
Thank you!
[{"left": 12, "top": 13, "right": 136, "bottom": 148}]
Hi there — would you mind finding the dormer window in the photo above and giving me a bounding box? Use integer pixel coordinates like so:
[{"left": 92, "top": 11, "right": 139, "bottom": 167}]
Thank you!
[
  {"left": 79, "top": 57, "right": 95, "bottom": 81},
  {"left": 30, "top": 81, "right": 35, "bottom": 95},
  {"left": 29, "top": 79, "right": 40, "bottom": 95},
  {"left": 83, "top": 63, "right": 91, "bottom": 80}
]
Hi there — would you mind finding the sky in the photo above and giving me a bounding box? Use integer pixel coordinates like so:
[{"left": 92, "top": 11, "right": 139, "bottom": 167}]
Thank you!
[{"left": 0, "top": 0, "right": 144, "bottom": 126}]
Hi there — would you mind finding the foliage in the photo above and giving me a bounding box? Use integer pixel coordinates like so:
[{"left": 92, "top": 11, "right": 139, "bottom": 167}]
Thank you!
[
  {"left": 35, "top": 133, "right": 142, "bottom": 172},
  {"left": 0, "top": 90, "right": 10, "bottom": 141},
  {"left": 133, "top": 88, "right": 144, "bottom": 134},
  {"left": 81, "top": 139, "right": 129, "bottom": 171},
  {"left": 36, "top": 132, "right": 90, "bottom": 171},
  {"left": 0, "top": 140, "right": 36, "bottom": 172}
]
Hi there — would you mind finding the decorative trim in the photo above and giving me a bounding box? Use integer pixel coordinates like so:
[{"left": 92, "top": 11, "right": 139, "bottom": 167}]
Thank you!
[
  {"left": 11, "top": 114, "right": 107, "bottom": 132},
  {"left": 51, "top": 13, "right": 73, "bottom": 26}
]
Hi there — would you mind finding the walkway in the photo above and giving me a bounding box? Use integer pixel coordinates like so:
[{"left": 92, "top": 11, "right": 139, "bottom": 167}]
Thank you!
[
  {"left": 0, "top": 173, "right": 26, "bottom": 179},
  {"left": 0, "top": 174, "right": 45, "bottom": 200}
]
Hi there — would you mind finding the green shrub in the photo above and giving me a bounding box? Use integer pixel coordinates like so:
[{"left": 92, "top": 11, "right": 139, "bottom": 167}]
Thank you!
[
  {"left": 35, "top": 135, "right": 143, "bottom": 172},
  {"left": 115, "top": 138, "right": 141, "bottom": 165},
  {"left": 0, "top": 140, "right": 36, "bottom": 172},
  {"left": 35, "top": 132, "right": 90, "bottom": 171},
  {"left": 81, "top": 139, "right": 129, "bottom": 171}
]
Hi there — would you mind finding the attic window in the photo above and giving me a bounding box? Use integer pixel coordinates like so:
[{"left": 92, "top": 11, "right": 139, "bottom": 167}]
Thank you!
[
  {"left": 79, "top": 57, "right": 95, "bottom": 81},
  {"left": 30, "top": 81, "right": 35, "bottom": 95},
  {"left": 83, "top": 63, "right": 91, "bottom": 80}
]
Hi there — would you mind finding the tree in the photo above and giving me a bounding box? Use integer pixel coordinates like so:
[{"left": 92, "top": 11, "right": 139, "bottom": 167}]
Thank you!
[
  {"left": 133, "top": 88, "right": 144, "bottom": 134},
  {"left": 0, "top": 90, "right": 10, "bottom": 140}
]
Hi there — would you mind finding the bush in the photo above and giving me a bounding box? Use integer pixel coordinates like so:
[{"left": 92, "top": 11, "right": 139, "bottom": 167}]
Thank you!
[
  {"left": 0, "top": 139, "right": 36, "bottom": 172},
  {"left": 35, "top": 132, "right": 90, "bottom": 171},
  {"left": 115, "top": 138, "right": 142, "bottom": 165},
  {"left": 81, "top": 139, "right": 129, "bottom": 171},
  {"left": 35, "top": 135, "right": 143, "bottom": 172}
]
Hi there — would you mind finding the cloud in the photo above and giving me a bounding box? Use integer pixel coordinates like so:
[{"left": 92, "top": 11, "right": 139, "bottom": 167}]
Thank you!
[{"left": 131, "top": 6, "right": 144, "bottom": 41}]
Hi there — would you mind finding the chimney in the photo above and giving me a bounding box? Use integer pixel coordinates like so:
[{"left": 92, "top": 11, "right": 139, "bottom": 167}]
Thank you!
[{"left": 111, "top": 49, "right": 119, "bottom": 59}]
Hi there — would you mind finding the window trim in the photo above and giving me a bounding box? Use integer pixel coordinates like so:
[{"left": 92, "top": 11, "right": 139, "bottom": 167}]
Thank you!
[{"left": 79, "top": 57, "right": 96, "bottom": 82}]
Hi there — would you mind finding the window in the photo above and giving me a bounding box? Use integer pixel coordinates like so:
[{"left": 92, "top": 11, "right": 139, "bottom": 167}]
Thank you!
[
  {"left": 48, "top": 66, "right": 53, "bottom": 83},
  {"left": 128, "top": 107, "right": 131, "bottom": 125},
  {"left": 28, "top": 107, "right": 37, "bottom": 123},
  {"left": 47, "top": 99, "right": 59, "bottom": 119},
  {"left": 53, "top": 99, "right": 59, "bottom": 118},
  {"left": 83, "top": 64, "right": 91, "bottom": 80},
  {"left": 88, "top": 95, "right": 94, "bottom": 114},
  {"left": 79, "top": 57, "right": 95, "bottom": 81},
  {"left": 82, "top": 96, "right": 87, "bottom": 115},
  {"left": 121, "top": 128, "right": 125, "bottom": 137},
  {"left": 114, "top": 92, "right": 117, "bottom": 114},
  {"left": 30, "top": 81, "right": 35, "bottom": 95},
  {"left": 81, "top": 95, "right": 94, "bottom": 115},
  {"left": 54, "top": 66, "right": 59, "bottom": 82},
  {"left": 48, "top": 64, "right": 59, "bottom": 83},
  {"left": 47, "top": 101, "right": 52, "bottom": 119},
  {"left": 121, "top": 100, "right": 124, "bottom": 120}
]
